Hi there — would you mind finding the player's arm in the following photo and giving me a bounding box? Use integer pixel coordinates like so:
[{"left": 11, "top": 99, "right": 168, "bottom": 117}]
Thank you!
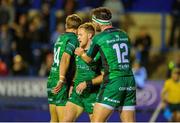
[
  {"left": 91, "top": 71, "right": 104, "bottom": 85},
  {"left": 53, "top": 39, "right": 77, "bottom": 94},
  {"left": 75, "top": 38, "right": 99, "bottom": 63},
  {"left": 75, "top": 47, "right": 92, "bottom": 63},
  {"left": 59, "top": 52, "right": 71, "bottom": 81},
  {"left": 76, "top": 71, "right": 104, "bottom": 94},
  {"left": 53, "top": 52, "right": 71, "bottom": 94}
]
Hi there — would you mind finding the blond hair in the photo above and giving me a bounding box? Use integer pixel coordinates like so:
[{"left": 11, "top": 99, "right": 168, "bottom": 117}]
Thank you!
[
  {"left": 78, "top": 22, "right": 95, "bottom": 36},
  {"left": 66, "top": 14, "right": 82, "bottom": 29}
]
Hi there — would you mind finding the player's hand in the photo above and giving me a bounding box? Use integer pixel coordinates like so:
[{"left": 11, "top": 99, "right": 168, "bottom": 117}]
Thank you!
[
  {"left": 75, "top": 47, "right": 84, "bottom": 56},
  {"left": 76, "top": 82, "right": 87, "bottom": 94},
  {"left": 52, "top": 80, "right": 64, "bottom": 94}
]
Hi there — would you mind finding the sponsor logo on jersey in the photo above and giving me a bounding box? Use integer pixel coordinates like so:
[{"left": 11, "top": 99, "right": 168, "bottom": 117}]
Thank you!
[
  {"left": 119, "top": 86, "right": 136, "bottom": 91},
  {"left": 107, "top": 35, "right": 128, "bottom": 44},
  {"left": 104, "top": 97, "right": 120, "bottom": 104}
]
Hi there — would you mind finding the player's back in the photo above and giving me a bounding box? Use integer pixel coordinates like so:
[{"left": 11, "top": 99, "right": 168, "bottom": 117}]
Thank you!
[
  {"left": 92, "top": 28, "right": 133, "bottom": 79},
  {"left": 49, "top": 32, "right": 78, "bottom": 79}
]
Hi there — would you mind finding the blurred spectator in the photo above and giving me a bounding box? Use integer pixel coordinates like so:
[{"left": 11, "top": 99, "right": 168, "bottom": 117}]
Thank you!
[
  {"left": 50, "top": 0, "right": 64, "bottom": 9},
  {"left": 167, "top": 55, "right": 180, "bottom": 78},
  {"left": 14, "top": 0, "right": 30, "bottom": 17},
  {"left": 50, "top": 22, "right": 65, "bottom": 47},
  {"left": 11, "top": 13, "right": 32, "bottom": 65},
  {"left": 121, "top": 0, "right": 134, "bottom": 11},
  {"left": 161, "top": 67, "right": 180, "bottom": 122},
  {"left": 132, "top": 60, "right": 147, "bottom": 89},
  {"left": 12, "top": 54, "right": 28, "bottom": 76},
  {"left": 119, "top": 0, "right": 136, "bottom": 32},
  {"left": 26, "top": 14, "right": 42, "bottom": 43},
  {"left": 168, "top": 0, "right": 180, "bottom": 49},
  {"left": 0, "top": 59, "right": 8, "bottom": 76},
  {"left": 133, "top": 26, "right": 152, "bottom": 70},
  {"left": 0, "top": 24, "right": 13, "bottom": 67},
  {"left": 76, "top": 0, "right": 92, "bottom": 11},
  {"left": 76, "top": 0, "right": 103, "bottom": 22},
  {"left": 121, "top": 14, "right": 135, "bottom": 33},
  {"left": 39, "top": 52, "right": 53, "bottom": 77},
  {"left": 0, "top": 0, "right": 15, "bottom": 25},
  {"left": 26, "top": 17, "right": 43, "bottom": 75},
  {"left": 41, "top": 2, "right": 50, "bottom": 43},
  {"left": 64, "top": 0, "right": 77, "bottom": 16},
  {"left": 103, "top": 0, "right": 124, "bottom": 28},
  {"left": 29, "top": 10, "right": 49, "bottom": 44},
  {"left": 30, "top": 0, "right": 41, "bottom": 9}
]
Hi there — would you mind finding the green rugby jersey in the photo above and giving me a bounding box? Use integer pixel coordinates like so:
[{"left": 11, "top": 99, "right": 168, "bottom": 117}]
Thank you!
[
  {"left": 87, "top": 28, "right": 133, "bottom": 80},
  {"left": 49, "top": 32, "right": 79, "bottom": 82},
  {"left": 74, "top": 53, "right": 101, "bottom": 86}
]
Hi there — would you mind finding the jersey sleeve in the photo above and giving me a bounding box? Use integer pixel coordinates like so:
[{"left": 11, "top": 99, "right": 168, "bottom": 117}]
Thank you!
[
  {"left": 93, "top": 53, "right": 103, "bottom": 73},
  {"left": 64, "top": 39, "right": 78, "bottom": 56},
  {"left": 87, "top": 37, "right": 100, "bottom": 59}
]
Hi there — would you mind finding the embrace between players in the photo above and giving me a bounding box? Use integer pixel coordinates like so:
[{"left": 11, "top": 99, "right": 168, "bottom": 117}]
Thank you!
[{"left": 47, "top": 7, "right": 136, "bottom": 122}]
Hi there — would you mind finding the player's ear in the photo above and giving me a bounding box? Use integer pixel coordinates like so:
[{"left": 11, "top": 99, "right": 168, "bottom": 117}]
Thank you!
[{"left": 88, "top": 33, "right": 93, "bottom": 39}]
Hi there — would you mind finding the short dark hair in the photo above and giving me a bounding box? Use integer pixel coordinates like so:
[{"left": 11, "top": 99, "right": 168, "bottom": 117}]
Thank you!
[{"left": 91, "top": 7, "right": 112, "bottom": 20}]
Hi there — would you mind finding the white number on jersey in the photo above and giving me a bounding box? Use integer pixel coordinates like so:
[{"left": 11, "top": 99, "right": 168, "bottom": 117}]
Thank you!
[
  {"left": 54, "top": 47, "right": 61, "bottom": 66},
  {"left": 113, "top": 43, "right": 129, "bottom": 63}
]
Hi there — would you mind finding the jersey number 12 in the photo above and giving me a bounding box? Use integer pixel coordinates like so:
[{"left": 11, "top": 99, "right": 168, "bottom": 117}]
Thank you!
[{"left": 113, "top": 43, "right": 129, "bottom": 63}]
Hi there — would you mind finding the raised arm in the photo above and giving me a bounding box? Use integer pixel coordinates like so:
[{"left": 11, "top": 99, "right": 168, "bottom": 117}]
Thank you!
[{"left": 75, "top": 47, "right": 92, "bottom": 63}]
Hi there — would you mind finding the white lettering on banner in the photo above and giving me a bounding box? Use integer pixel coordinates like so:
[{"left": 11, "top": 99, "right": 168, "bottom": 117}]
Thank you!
[
  {"left": 0, "top": 80, "right": 6, "bottom": 95},
  {"left": 0, "top": 79, "right": 47, "bottom": 97},
  {"left": 7, "top": 81, "right": 17, "bottom": 96}
]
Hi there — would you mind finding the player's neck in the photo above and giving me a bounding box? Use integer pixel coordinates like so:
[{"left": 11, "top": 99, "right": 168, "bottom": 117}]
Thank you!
[
  {"left": 101, "top": 25, "right": 113, "bottom": 31},
  {"left": 66, "top": 28, "right": 77, "bottom": 34},
  {"left": 84, "top": 40, "right": 91, "bottom": 50},
  {"left": 81, "top": 40, "right": 91, "bottom": 50}
]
